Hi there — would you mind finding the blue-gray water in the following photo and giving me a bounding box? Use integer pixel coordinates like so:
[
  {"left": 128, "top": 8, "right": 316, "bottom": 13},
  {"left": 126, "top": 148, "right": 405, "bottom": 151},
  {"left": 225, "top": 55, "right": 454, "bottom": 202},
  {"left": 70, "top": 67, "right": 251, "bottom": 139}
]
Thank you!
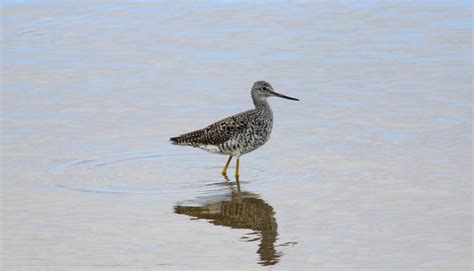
[{"left": 2, "top": 1, "right": 472, "bottom": 270}]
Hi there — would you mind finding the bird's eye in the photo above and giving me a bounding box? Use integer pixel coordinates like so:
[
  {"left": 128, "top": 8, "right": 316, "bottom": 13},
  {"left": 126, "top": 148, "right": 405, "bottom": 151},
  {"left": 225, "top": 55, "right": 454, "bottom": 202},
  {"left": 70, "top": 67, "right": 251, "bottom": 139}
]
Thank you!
[{"left": 262, "top": 87, "right": 267, "bottom": 91}]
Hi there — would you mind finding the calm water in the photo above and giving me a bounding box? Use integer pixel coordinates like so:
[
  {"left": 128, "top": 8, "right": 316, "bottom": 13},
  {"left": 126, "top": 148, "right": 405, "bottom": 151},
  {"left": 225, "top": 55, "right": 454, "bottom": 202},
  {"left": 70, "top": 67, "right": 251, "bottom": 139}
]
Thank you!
[{"left": 2, "top": 1, "right": 472, "bottom": 270}]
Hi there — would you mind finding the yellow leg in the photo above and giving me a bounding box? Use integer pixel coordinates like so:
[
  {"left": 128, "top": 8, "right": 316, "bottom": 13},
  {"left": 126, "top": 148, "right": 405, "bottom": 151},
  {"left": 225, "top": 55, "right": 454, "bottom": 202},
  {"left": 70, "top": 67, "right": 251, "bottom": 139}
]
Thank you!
[
  {"left": 221, "top": 156, "right": 233, "bottom": 176},
  {"left": 235, "top": 158, "right": 240, "bottom": 177}
]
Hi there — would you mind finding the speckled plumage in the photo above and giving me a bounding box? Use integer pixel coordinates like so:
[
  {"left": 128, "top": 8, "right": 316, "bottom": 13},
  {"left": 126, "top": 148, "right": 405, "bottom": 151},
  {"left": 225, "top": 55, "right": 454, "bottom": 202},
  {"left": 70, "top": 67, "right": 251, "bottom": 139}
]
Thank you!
[
  {"left": 170, "top": 81, "right": 298, "bottom": 176},
  {"left": 171, "top": 106, "right": 272, "bottom": 157}
]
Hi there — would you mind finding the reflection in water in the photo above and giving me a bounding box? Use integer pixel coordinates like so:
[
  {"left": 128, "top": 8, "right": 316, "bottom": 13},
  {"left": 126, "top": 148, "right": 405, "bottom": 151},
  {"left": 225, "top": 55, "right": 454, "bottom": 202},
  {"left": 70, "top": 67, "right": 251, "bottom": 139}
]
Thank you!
[{"left": 174, "top": 177, "right": 281, "bottom": 266}]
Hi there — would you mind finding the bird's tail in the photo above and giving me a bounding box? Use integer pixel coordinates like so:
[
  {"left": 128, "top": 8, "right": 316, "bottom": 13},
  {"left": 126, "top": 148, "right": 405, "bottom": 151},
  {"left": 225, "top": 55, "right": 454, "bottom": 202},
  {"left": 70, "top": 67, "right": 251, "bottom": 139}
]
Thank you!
[
  {"left": 170, "top": 129, "right": 205, "bottom": 146},
  {"left": 169, "top": 136, "right": 181, "bottom": 145}
]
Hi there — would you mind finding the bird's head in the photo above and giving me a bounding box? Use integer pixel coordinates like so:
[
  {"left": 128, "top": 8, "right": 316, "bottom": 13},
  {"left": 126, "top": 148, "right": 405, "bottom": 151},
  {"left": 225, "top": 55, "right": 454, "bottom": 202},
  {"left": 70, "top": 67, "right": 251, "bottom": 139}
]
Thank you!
[{"left": 251, "top": 81, "right": 299, "bottom": 101}]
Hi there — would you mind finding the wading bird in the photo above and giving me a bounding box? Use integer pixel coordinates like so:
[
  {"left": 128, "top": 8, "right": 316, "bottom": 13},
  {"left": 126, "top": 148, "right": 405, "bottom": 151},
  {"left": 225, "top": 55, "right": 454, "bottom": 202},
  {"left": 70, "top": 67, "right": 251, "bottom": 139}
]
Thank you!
[{"left": 170, "top": 81, "right": 299, "bottom": 178}]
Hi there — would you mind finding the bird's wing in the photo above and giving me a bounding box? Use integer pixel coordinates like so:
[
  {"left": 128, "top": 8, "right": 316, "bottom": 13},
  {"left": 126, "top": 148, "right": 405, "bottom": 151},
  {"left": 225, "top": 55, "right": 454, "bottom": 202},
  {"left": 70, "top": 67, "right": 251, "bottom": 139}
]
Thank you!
[{"left": 170, "top": 110, "right": 252, "bottom": 146}]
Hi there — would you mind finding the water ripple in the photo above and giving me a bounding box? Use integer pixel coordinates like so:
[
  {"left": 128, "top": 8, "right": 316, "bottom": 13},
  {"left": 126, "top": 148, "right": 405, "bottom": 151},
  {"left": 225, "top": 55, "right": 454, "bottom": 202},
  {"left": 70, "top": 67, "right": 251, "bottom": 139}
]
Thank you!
[{"left": 48, "top": 149, "right": 275, "bottom": 195}]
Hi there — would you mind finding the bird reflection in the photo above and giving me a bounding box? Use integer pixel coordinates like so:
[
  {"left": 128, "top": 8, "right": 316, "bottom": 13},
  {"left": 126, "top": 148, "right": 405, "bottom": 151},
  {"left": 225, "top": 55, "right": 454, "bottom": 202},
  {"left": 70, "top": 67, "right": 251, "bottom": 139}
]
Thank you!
[{"left": 174, "top": 176, "right": 281, "bottom": 266}]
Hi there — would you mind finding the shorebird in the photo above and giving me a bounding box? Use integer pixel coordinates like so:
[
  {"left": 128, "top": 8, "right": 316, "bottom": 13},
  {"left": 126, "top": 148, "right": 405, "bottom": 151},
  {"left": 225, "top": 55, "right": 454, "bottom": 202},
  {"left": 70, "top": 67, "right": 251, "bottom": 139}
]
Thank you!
[{"left": 170, "top": 81, "right": 299, "bottom": 177}]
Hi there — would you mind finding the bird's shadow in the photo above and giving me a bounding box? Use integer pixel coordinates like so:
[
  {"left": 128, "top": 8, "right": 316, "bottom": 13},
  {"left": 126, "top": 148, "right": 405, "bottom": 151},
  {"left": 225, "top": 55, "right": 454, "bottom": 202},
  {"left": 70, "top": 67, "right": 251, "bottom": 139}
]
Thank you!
[{"left": 174, "top": 176, "right": 283, "bottom": 266}]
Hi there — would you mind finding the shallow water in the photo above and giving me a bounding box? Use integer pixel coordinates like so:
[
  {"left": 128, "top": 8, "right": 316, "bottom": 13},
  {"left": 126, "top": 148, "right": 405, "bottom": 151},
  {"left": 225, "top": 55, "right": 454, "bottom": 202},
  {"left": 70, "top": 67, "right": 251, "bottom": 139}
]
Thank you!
[{"left": 1, "top": 1, "right": 472, "bottom": 270}]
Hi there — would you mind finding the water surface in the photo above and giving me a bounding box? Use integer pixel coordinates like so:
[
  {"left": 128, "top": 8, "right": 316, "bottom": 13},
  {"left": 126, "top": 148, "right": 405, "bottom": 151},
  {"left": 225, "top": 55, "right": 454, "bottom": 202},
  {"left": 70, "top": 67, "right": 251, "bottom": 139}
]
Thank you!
[{"left": 1, "top": 1, "right": 472, "bottom": 270}]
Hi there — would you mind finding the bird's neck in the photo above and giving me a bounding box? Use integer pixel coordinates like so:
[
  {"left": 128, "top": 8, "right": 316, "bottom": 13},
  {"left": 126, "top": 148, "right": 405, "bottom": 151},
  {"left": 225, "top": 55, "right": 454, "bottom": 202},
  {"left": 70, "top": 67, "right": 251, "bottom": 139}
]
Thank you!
[{"left": 253, "top": 96, "right": 272, "bottom": 112}]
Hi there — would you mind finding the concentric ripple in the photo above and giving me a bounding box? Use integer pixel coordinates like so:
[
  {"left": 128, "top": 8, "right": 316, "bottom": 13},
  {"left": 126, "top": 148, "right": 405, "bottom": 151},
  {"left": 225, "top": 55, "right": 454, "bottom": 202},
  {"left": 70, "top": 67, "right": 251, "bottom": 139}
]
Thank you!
[{"left": 48, "top": 148, "right": 275, "bottom": 195}]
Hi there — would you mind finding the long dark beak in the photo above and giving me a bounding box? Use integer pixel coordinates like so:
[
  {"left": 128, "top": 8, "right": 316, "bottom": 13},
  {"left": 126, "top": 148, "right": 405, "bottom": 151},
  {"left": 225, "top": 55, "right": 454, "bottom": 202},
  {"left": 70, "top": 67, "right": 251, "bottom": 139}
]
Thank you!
[{"left": 271, "top": 91, "right": 299, "bottom": 101}]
